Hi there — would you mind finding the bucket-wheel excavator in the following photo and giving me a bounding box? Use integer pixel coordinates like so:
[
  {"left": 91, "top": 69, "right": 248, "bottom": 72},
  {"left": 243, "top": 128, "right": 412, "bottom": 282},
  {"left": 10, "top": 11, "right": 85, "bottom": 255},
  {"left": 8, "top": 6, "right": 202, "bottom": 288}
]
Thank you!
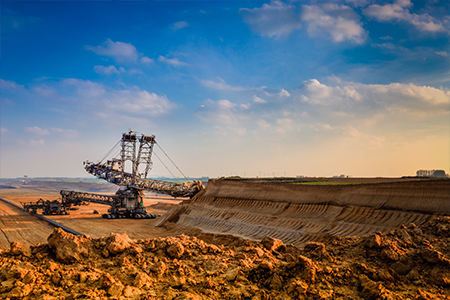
[{"left": 22, "top": 130, "right": 204, "bottom": 219}]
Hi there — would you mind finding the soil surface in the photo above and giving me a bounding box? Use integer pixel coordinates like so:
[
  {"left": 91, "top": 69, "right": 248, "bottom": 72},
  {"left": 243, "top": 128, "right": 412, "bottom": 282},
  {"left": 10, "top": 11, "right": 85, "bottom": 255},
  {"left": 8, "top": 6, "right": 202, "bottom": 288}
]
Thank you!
[
  {"left": 0, "top": 179, "right": 181, "bottom": 245},
  {"left": 0, "top": 216, "right": 449, "bottom": 299},
  {"left": 157, "top": 178, "right": 449, "bottom": 247},
  {"left": 0, "top": 177, "right": 448, "bottom": 299},
  {"left": 0, "top": 200, "right": 55, "bottom": 249}
]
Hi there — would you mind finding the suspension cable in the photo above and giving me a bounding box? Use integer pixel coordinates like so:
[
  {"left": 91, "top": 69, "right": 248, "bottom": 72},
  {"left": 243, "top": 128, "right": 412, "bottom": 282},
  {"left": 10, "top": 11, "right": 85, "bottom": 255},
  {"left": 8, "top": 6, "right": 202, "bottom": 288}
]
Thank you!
[
  {"left": 97, "top": 140, "right": 121, "bottom": 164},
  {"left": 156, "top": 143, "right": 188, "bottom": 180},
  {"left": 153, "top": 152, "right": 179, "bottom": 183}
]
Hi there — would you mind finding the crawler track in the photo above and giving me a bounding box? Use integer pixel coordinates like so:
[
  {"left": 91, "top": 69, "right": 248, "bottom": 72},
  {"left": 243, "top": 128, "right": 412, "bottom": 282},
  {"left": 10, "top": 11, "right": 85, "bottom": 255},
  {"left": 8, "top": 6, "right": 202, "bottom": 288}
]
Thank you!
[{"left": 0, "top": 197, "right": 82, "bottom": 248}]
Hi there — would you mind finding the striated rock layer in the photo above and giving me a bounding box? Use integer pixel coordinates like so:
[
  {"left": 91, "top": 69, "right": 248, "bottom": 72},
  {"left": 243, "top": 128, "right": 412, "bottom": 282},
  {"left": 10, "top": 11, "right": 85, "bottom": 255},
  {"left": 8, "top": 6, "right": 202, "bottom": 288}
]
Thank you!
[
  {"left": 0, "top": 217, "right": 449, "bottom": 299},
  {"left": 156, "top": 179, "right": 450, "bottom": 246}
]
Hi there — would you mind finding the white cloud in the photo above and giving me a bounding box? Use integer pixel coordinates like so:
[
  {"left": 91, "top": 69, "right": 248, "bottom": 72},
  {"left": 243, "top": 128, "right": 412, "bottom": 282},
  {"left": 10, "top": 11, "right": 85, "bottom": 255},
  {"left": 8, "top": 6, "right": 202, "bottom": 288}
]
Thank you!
[
  {"left": 157, "top": 55, "right": 188, "bottom": 67},
  {"left": 215, "top": 125, "right": 247, "bottom": 137},
  {"left": 51, "top": 128, "right": 78, "bottom": 137},
  {"left": 344, "top": 126, "right": 385, "bottom": 146},
  {"left": 311, "top": 123, "right": 333, "bottom": 131},
  {"left": 25, "top": 126, "right": 50, "bottom": 135},
  {"left": 86, "top": 39, "right": 151, "bottom": 64},
  {"left": 300, "top": 79, "right": 449, "bottom": 115},
  {"left": 3, "top": 78, "right": 176, "bottom": 126},
  {"left": 139, "top": 57, "right": 154, "bottom": 64},
  {"left": 61, "top": 79, "right": 175, "bottom": 118},
  {"left": 279, "top": 88, "right": 290, "bottom": 97},
  {"left": 0, "top": 79, "right": 24, "bottom": 89},
  {"left": 197, "top": 99, "right": 248, "bottom": 125},
  {"left": 276, "top": 118, "right": 293, "bottom": 133},
  {"left": 371, "top": 42, "right": 397, "bottom": 50},
  {"left": 104, "top": 90, "right": 175, "bottom": 116},
  {"left": 32, "top": 85, "right": 57, "bottom": 97},
  {"left": 239, "top": 0, "right": 302, "bottom": 38},
  {"left": 171, "top": 21, "right": 189, "bottom": 31},
  {"left": 1, "top": 127, "right": 8, "bottom": 133},
  {"left": 200, "top": 77, "right": 265, "bottom": 92},
  {"left": 345, "top": 0, "right": 369, "bottom": 7},
  {"left": 94, "top": 65, "right": 144, "bottom": 75},
  {"left": 263, "top": 88, "right": 291, "bottom": 98},
  {"left": 94, "top": 65, "right": 120, "bottom": 75},
  {"left": 253, "top": 95, "right": 266, "bottom": 103},
  {"left": 62, "top": 78, "right": 106, "bottom": 98},
  {"left": 257, "top": 119, "right": 270, "bottom": 129},
  {"left": 436, "top": 51, "right": 448, "bottom": 57},
  {"left": 301, "top": 3, "right": 367, "bottom": 44},
  {"left": 29, "top": 139, "right": 45, "bottom": 147},
  {"left": 363, "top": 0, "right": 446, "bottom": 33}
]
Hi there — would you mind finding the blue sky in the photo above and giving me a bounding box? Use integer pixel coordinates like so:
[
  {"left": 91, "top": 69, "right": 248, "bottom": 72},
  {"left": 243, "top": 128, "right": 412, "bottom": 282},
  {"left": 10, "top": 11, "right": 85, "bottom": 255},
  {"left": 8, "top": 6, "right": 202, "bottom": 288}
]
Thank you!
[{"left": 1, "top": 0, "right": 449, "bottom": 178}]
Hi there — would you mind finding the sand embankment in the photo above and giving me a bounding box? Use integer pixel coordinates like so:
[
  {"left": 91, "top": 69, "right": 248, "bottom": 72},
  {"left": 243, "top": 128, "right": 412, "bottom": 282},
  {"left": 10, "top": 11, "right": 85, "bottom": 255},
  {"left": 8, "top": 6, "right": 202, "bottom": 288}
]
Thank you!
[{"left": 157, "top": 179, "right": 450, "bottom": 246}]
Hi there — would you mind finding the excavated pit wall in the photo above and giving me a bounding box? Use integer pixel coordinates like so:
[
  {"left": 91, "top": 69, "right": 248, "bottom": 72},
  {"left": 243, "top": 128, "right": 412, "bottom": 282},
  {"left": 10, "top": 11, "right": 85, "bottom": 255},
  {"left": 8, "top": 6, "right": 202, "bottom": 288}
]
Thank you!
[{"left": 157, "top": 179, "right": 450, "bottom": 247}]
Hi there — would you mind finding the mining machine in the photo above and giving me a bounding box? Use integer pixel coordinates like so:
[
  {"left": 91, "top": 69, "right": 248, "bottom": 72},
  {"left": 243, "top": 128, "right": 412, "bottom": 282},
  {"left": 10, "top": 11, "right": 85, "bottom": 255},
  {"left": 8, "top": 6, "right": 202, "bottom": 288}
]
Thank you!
[{"left": 22, "top": 130, "right": 204, "bottom": 219}]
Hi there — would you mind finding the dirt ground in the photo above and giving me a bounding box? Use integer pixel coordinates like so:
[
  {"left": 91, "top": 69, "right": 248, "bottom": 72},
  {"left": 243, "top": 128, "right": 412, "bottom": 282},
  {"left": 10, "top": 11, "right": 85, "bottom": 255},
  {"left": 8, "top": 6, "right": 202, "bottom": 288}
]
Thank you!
[
  {"left": 0, "top": 177, "right": 448, "bottom": 299},
  {"left": 0, "top": 179, "right": 182, "bottom": 246},
  {"left": 0, "top": 200, "right": 55, "bottom": 249},
  {"left": 0, "top": 216, "right": 449, "bottom": 299}
]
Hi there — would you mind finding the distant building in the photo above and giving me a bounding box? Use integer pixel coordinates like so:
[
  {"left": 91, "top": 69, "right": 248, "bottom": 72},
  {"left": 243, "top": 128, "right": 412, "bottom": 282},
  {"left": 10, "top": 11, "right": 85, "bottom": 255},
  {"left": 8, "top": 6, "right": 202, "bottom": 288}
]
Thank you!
[{"left": 416, "top": 170, "right": 449, "bottom": 178}]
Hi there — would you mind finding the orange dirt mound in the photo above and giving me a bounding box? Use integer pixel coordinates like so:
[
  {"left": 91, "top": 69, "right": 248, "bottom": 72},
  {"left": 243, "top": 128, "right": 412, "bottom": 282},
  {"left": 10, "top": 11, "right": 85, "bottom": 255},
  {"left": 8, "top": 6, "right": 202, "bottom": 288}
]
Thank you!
[{"left": 0, "top": 216, "right": 449, "bottom": 299}]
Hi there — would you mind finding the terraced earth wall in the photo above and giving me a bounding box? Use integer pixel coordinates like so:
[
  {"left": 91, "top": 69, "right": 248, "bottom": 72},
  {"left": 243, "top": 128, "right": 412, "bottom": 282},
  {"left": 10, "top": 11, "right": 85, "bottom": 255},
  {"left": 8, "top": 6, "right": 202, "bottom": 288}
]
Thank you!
[{"left": 157, "top": 179, "right": 450, "bottom": 247}]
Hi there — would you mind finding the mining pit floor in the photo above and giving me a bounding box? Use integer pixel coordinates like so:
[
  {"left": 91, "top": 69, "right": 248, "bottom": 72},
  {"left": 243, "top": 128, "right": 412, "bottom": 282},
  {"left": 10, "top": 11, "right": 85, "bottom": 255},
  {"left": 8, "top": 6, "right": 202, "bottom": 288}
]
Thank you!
[
  {"left": 0, "top": 177, "right": 447, "bottom": 248},
  {"left": 0, "top": 177, "right": 449, "bottom": 299},
  {"left": 0, "top": 178, "right": 182, "bottom": 247}
]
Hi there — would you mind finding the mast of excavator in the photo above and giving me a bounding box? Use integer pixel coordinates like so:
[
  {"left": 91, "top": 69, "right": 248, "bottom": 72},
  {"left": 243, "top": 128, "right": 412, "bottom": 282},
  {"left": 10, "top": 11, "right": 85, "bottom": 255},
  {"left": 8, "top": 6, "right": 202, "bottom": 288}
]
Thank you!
[
  {"left": 120, "top": 129, "right": 156, "bottom": 184},
  {"left": 137, "top": 134, "right": 155, "bottom": 179}
]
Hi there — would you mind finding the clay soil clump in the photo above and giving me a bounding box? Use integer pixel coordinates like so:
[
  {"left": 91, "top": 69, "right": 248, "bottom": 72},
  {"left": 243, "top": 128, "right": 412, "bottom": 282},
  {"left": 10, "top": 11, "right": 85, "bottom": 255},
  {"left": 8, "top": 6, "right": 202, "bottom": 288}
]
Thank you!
[{"left": 0, "top": 217, "right": 449, "bottom": 299}]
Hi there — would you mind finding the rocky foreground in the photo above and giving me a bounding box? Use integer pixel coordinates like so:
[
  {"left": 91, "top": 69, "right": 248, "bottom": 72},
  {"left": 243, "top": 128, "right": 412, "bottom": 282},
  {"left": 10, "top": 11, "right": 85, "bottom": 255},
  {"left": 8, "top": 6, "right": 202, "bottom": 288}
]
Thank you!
[{"left": 0, "top": 217, "right": 449, "bottom": 300}]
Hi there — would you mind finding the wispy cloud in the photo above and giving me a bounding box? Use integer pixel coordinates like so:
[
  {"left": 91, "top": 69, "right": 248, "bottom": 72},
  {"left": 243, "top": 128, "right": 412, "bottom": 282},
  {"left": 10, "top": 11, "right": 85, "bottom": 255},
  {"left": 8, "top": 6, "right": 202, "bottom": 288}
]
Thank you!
[
  {"left": 195, "top": 77, "right": 449, "bottom": 141},
  {"left": 436, "top": 51, "right": 448, "bottom": 57},
  {"left": 239, "top": 0, "right": 302, "bottom": 38},
  {"left": 345, "top": 0, "right": 369, "bottom": 8},
  {"left": 0, "top": 79, "right": 24, "bottom": 89},
  {"left": 279, "top": 88, "right": 290, "bottom": 97},
  {"left": 200, "top": 77, "right": 265, "bottom": 92},
  {"left": 24, "top": 127, "right": 78, "bottom": 138},
  {"left": 25, "top": 126, "right": 50, "bottom": 135},
  {"left": 363, "top": 0, "right": 447, "bottom": 33},
  {"left": 301, "top": 3, "right": 367, "bottom": 44},
  {"left": 171, "top": 21, "right": 189, "bottom": 31},
  {"left": 157, "top": 55, "right": 188, "bottom": 67},
  {"left": 2, "top": 78, "right": 176, "bottom": 126},
  {"left": 86, "top": 39, "right": 152, "bottom": 64},
  {"left": 252, "top": 95, "right": 266, "bottom": 103},
  {"left": 93, "top": 65, "right": 143, "bottom": 75},
  {"left": 263, "top": 88, "right": 291, "bottom": 98},
  {"left": 139, "top": 57, "right": 154, "bottom": 64},
  {"left": 61, "top": 79, "right": 176, "bottom": 118},
  {"left": 300, "top": 78, "right": 449, "bottom": 114},
  {"left": 50, "top": 128, "right": 78, "bottom": 137},
  {"left": 94, "top": 65, "right": 120, "bottom": 75},
  {"left": 197, "top": 99, "right": 247, "bottom": 125},
  {"left": 29, "top": 139, "right": 45, "bottom": 147}
]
